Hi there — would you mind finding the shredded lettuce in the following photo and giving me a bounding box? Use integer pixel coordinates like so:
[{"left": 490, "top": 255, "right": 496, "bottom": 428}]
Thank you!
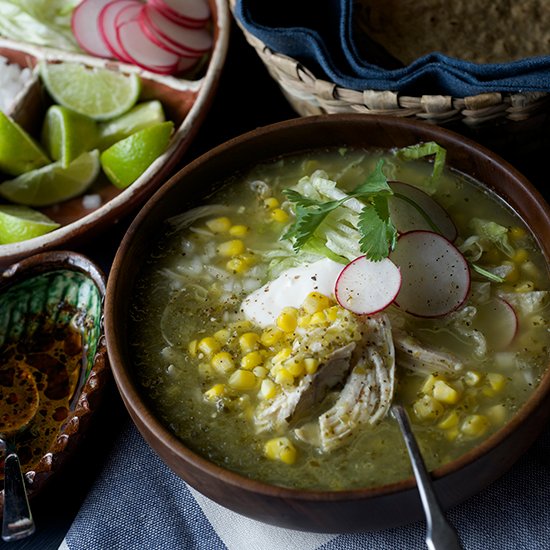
[
  {"left": 395, "top": 141, "right": 447, "bottom": 192},
  {"left": 469, "top": 218, "right": 514, "bottom": 257},
  {"left": 0, "top": 0, "right": 80, "bottom": 51}
]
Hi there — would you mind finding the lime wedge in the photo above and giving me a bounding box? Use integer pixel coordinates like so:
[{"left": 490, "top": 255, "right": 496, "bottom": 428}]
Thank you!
[
  {"left": 0, "top": 205, "right": 60, "bottom": 244},
  {"left": 0, "top": 150, "right": 100, "bottom": 207},
  {"left": 97, "top": 100, "right": 165, "bottom": 150},
  {"left": 100, "top": 121, "right": 174, "bottom": 189},
  {"left": 39, "top": 61, "right": 141, "bottom": 121},
  {"left": 41, "top": 105, "right": 98, "bottom": 167},
  {"left": 0, "top": 111, "right": 50, "bottom": 176}
]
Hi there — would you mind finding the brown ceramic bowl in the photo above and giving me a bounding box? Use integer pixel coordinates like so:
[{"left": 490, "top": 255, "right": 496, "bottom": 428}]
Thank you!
[
  {"left": 0, "top": 250, "right": 108, "bottom": 514},
  {"left": 105, "top": 114, "right": 550, "bottom": 533}
]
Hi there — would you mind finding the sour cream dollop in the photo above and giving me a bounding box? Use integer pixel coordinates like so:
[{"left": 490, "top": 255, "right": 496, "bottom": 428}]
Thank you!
[{"left": 240, "top": 258, "right": 344, "bottom": 327}]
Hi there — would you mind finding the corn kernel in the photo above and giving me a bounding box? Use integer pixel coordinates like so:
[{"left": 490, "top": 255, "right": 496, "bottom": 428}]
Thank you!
[
  {"left": 271, "top": 347, "right": 292, "bottom": 364},
  {"left": 253, "top": 366, "right": 268, "bottom": 379},
  {"left": 503, "top": 261, "right": 519, "bottom": 283},
  {"left": 464, "top": 370, "right": 482, "bottom": 386},
  {"left": 263, "top": 197, "right": 279, "bottom": 209},
  {"left": 204, "top": 383, "right": 226, "bottom": 400},
  {"left": 297, "top": 315, "right": 311, "bottom": 328},
  {"left": 239, "top": 332, "right": 261, "bottom": 353},
  {"left": 304, "top": 357, "right": 319, "bottom": 375},
  {"left": 228, "top": 369, "right": 257, "bottom": 391},
  {"left": 445, "top": 428, "right": 459, "bottom": 442},
  {"left": 302, "top": 291, "right": 331, "bottom": 314},
  {"left": 241, "top": 351, "right": 264, "bottom": 370},
  {"left": 226, "top": 257, "right": 250, "bottom": 274},
  {"left": 433, "top": 380, "right": 460, "bottom": 405},
  {"left": 264, "top": 437, "right": 297, "bottom": 464},
  {"left": 437, "top": 411, "right": 460, "bottom": 430},
  {"left": 217, "top": 239, "right": 245, "bottom": 257},
  {"left": 211, "top": 352, "right": 235, "bottom": 374},
  {"left": 512, "top": 248, "right": 529, "bottom": 263},
  {"left": 276, "top": 307, "right": 298, "bottom": 332},
  {"left": 461, "top": 414, "right": 489, "bottom": 437},
  {"left": 271, "top": 208, "right": 289, "bottom": 223},
  {"left": 213, "top": 329, "right": 230, "bottom": 344},
  {"left": 514, "top": 280, "right": 535, "bottom": 293},
  {"left": 284, "top": 357, "right": 304, "bottom": 377},
  {"left": 413, "top": 395, "right": 445, "bottom": 421},
  {"left": 421, "top": 373, "right": 444, "bottom": 395},
  {"left": 274, "top": 367, "right": 294, "bottom": 386},
  {"left": 259, "top": 378, "right": 278, "bottom": 399},
  {"left": 309, "top": 311, "right": 327, "bottom": 326},
  {"left": 510, "top": 226, "right": 527, "bottom": 240},
  {"left": 197, "top": 337, "right": 221, "bottom": 357},
  {"left": 260, "top": 327, "right": 284, "bottom": 347},
  {"left": 206, "top": 216, "right": 232, "bottom": 234},
  {"left": 324, "top": 306, "right": 339, "bottom": 322},
  {"left": 229, "top": 224, "right": 249, "bottom": 237},
  {"left": 487, "top": 373, "right": 507, "bottom": 392},
  {"left": 188, "top": 339, "right": 198, "bottom": 357},
  {"left": 486, "top": 404, "right": 507, "bottom": 425},
  {"left": 520, "top": 260, "right": 539, "bottom": 279}
]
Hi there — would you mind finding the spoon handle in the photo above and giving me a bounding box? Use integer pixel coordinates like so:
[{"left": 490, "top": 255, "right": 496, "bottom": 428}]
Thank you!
[
  {"left": 392, "top": 404, "right": 464, "bottom": 550},
  {"left": 2, "top": 451, "right": 35, "bottom": 542}
]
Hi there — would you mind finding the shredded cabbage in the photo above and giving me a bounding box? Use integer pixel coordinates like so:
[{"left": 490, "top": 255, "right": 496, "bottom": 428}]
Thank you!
[
  {"left": 469, "top": 218, "right": 514, "bottom": 257},
  {"left": 0, "top": 0, "right": 80, "bottom": 51}
]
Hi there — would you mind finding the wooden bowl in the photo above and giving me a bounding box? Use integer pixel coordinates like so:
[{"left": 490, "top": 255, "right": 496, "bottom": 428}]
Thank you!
[
  {"left": 0, "top": 0, "right": 229, "bottom": 268},
  {"left": 105, "top": 114, "right": 550, "bottom": 533},
  {"left": 0, "top": 250, "right": 108, "bottom": 513}
]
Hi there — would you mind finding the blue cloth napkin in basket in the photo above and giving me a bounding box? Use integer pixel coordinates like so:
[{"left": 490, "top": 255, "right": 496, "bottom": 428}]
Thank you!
[
  {"left": 60, "top": 415, "right": 550, "bottom": 550},
  {"left": 234, "top": 0, "right": 550, "bottom": 96}
]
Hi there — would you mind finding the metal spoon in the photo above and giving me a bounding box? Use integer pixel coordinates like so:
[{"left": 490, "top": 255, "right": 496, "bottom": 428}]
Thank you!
[
  {"left": 0, "top": 361, "right": 39, "bottom": 542},
  {"left": 391, "top": 404, "right": 464, "bottom": 550}
]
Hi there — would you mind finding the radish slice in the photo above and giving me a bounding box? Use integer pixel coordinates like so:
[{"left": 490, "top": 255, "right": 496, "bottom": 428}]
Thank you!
[
  {"left": 389, "top": 230, "right": 470, "bottom": 318},
  {"left": 334, "top": 256, "right": 401, "bottom": 315},
  {"left": 148, "top": 0, "right": 210, "bottom": 27},
  {"left": 389, "top": 181, "right": 457, "bottom": 242},
  {"left": 471, "top": 297, "right": 518, "bottom": 350},
  {"left": 139, "top": 8, "right": 202, "bottom": 57},
  {"left": 142, "top": 5, "right": 212, "bottom": 54},
  {"left": 99, "top": 0, "right": 140, "bottom": 62},
  {"left": 117, "top": 19, "right": 180, "bottom": 73},
  {"left": 71, "top": 0, "right": 114, "bottom": 58}
]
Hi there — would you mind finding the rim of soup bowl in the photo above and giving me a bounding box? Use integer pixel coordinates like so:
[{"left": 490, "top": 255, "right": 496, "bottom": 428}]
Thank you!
[{"left": 105, "top": 114, "right": 550, "bottom": 522}]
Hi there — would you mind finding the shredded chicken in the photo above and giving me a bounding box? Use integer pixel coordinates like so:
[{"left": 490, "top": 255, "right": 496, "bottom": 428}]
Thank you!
[{"left": 393, "top": 329, "right": 463, "bottom": 374}]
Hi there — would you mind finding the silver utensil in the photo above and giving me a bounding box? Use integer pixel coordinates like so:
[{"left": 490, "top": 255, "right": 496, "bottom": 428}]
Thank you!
[
  {"left": 391, "top": 404, "right": 464, "bottom": 550},
  {"left": 1, "top": 361, "right": 39, "bottom": 542},
  {"left": 1, "top": 437, "right": 35, "bottom": 542}
]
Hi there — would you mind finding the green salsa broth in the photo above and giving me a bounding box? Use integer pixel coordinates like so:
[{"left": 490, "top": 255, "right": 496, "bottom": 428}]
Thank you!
[{"left": 130, "top": 146, "right": 550, "bottom": 490}]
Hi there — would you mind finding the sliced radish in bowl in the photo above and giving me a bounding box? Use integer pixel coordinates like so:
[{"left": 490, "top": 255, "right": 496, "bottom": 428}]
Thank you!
[
  {"left": 142, "top": 5, "right": 213, "bottom": 54},
  {"left": 139, "top": 8, "right": 204, "bottom": 57},
  {"left": 389, "top": 230, "right": 470, "bottom": 318},
  {"left": 471, "top": 297, "right": 518, "bottom": 350},
  {"left": 148, "top": 0, "right": 210, "bottom": 28},
  {"left": 117, "top": 18, "right": 180, "bottom": 73},
  {"left": 389, "top": 181, "right": 457, "bottom": 241},
  {"left": 334, "top": 256, "right": 401, "bottom": 315},
  {"left": 99, "top": 0, "right": 140, "bottom": 62},
  {"left": 72, "top": 0, "right": 114, "bottom": 58}
]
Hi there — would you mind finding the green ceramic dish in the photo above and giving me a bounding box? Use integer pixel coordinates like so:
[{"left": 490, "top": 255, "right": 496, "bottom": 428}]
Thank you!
[{"left": 0, "top": 251, "right": 108, "bottom": 512}]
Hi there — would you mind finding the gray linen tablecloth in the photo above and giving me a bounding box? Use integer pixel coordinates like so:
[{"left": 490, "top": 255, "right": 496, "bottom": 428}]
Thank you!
[{"left": 60, "top": 415, "right": 550, "bottom": 550}]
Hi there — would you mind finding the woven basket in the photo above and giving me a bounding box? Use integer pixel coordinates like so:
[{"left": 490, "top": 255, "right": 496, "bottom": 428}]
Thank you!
[{"left": 229, "top": 0, "right": 550, "bottom": 130}]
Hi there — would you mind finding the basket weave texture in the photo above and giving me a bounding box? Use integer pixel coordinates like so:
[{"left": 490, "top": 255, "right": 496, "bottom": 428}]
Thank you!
[{"left": 230, "top": 0, "right": 550, "bottom": 128}]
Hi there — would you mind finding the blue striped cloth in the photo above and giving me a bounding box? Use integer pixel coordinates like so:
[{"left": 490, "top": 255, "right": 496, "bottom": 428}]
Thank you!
[
  {"left": 61, "top": 416, "right": 550, "bottom": 550},
  {"left": 233, "top": 0, "right": 550, "bottom": 96}
]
